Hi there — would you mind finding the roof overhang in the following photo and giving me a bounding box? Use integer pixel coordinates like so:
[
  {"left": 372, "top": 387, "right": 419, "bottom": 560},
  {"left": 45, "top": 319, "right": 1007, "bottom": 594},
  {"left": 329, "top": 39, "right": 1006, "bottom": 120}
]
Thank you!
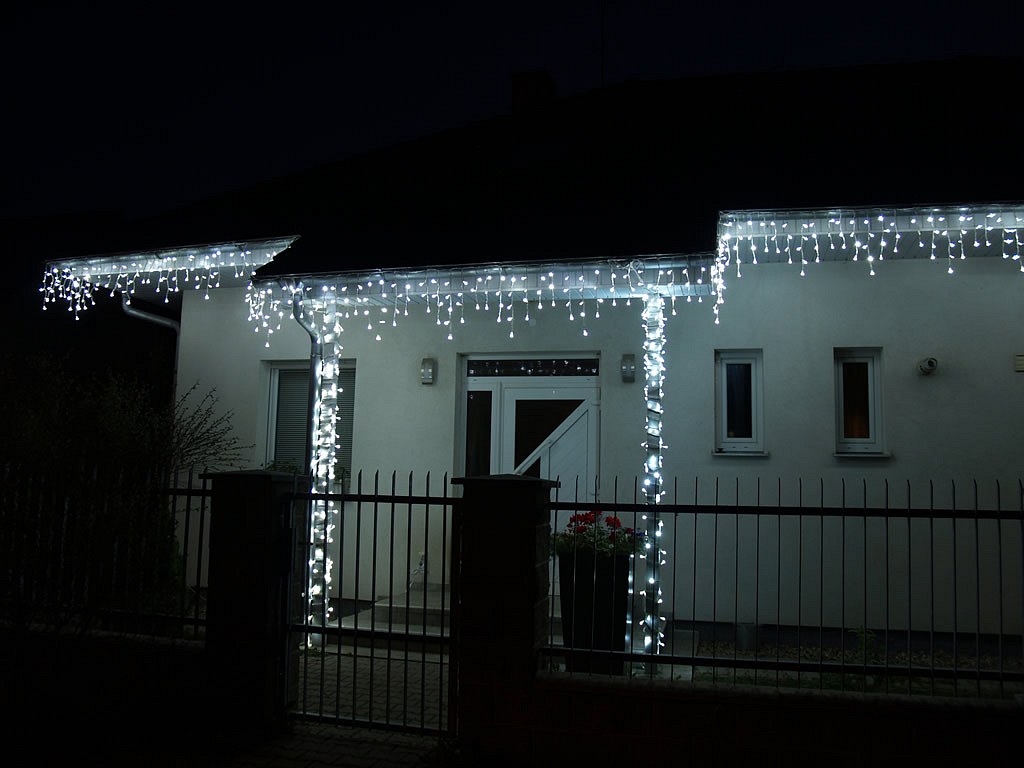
[
  {"left": 718, "top": 203, "right": 1024, "bottom": 271},
  {"left": 41, "top": 236, "right": 299, "bottom": 317},
  {"left": 245, "top": 252, "right": 728, "bottom": 345},
  {"left": 255, "top": 252, "right": 723, "bottom": 306}
]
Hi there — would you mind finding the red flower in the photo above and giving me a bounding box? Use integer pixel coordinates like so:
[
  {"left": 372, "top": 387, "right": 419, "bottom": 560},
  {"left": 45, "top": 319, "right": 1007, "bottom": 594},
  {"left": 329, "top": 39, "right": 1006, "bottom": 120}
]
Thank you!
[
  {"left": 555, "top": 510, "right": 641, "bottom": 555},
  {"left": 568, "top": 512, "right": 595, "bottom": 527}
]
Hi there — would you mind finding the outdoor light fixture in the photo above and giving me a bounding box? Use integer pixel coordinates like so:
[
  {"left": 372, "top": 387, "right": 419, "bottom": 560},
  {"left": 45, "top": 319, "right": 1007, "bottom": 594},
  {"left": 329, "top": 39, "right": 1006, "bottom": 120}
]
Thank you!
[
  {"left": 420, "top": 357, "right": 437, "bottom": 385},
  {"left": 621, "top": 354, "right": 636, "bottom": 383}
]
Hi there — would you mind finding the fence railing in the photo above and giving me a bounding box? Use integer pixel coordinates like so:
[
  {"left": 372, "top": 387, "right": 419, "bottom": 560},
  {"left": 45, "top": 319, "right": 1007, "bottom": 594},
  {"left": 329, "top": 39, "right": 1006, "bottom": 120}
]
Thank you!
[
  {"left": 0, "top": 461, "right": 210, "bottom": 640},
  {"left": 285, "top": 471, "right": 458, "bottom": 734},
  {"left": 165, "top": 468, "right": 211, "bottom": 638},
  {"left": 543, "top": 477, "right": 1024, "bottom": 700}
]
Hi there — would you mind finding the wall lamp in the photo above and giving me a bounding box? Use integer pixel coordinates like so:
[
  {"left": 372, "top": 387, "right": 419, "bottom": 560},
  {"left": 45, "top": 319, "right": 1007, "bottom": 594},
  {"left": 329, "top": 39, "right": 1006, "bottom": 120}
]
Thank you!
[
  {"left": 621, "top": 354, "right": 636, "bottom": 383},
  {"left": 420, "top": 357, "right": 437, "bottom": 385}
]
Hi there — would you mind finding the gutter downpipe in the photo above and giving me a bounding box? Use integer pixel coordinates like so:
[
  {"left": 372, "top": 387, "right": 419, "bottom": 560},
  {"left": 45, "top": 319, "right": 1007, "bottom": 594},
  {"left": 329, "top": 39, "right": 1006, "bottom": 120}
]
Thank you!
[
  {"left": 121, "top": 293, "right": 182, "bottom": 395},
  {"left": 287, "top": 281, "right": 322, "bottom": 495},
  {"left": 289, "top": 282, "right": 326, "bottom": 639}
]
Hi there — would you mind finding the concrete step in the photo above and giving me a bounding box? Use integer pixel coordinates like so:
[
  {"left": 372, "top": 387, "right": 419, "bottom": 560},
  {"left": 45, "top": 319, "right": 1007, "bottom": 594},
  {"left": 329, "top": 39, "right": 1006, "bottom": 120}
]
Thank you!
[
  {"left": 330, "top": 587, "right": 696, "bottom": 669},
  {"left": 313, "top": 584, "right": 453, "bottom": 653},
  {"left": 370, "top": 583, "right": 450, "bottom": 629}
]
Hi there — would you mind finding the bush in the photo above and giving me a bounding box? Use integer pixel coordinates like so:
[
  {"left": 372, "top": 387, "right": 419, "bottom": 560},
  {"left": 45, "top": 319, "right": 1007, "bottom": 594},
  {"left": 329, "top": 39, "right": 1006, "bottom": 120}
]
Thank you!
[{"left": 0, "top": 354, "right": 247, "bottom": 632}]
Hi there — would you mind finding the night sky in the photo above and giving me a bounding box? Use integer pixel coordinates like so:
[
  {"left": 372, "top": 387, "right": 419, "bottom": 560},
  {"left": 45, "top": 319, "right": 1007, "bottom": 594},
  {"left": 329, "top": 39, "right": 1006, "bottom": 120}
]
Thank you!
[
  {"left": 3, "top": 0, "right": 1021, "bottom": 376},
  {"left": 6, "top": 1, "right": 1021, "bottom": 220}
]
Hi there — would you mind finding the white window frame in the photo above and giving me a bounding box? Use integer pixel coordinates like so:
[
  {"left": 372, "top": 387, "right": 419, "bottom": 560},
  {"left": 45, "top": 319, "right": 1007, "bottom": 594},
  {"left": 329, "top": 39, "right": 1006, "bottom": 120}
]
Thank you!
[
  {"left": 266, "top": 362, "right": 309, "bottom": 471},
  {"left": 834, "top": 347, "right": 884, "bottom": 455},
  {"left": 456, "top": 352, "right": 600, "bottom": 478},
  {"left": 715, "top": 349, "right": 764, "bottom": 454}
]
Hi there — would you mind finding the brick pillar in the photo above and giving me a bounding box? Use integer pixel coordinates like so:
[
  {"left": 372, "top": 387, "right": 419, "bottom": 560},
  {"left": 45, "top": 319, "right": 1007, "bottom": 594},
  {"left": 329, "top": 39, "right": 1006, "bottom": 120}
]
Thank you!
[
  {"left": 451, "top": 474, "right": 555, "bottom": 762},
  {"left": 204, "top": 470, "right": 299, "bottom": 733}
]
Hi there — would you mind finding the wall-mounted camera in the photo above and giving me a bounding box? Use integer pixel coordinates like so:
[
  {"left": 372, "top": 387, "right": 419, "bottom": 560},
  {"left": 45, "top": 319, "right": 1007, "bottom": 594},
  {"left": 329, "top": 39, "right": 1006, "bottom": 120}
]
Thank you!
[{"left": 918, "top": 357, "right": 938, "bottom": 375}]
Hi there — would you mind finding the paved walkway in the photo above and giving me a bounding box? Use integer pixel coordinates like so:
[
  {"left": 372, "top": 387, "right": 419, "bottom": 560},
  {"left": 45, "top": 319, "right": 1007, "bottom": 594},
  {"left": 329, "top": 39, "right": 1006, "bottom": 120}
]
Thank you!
[
  {"left": 15, "top": 722, "right": 459, "bottom": 768},
  {"left": 292, "top": 649, "right": 448, "bottom": 729},
  {"left": 217, "top": 722, "right": 458, "bottom": 768}
]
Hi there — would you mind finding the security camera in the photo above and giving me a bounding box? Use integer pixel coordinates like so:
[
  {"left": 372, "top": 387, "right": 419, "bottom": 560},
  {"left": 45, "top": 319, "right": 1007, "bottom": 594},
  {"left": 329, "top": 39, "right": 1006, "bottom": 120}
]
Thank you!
[{"left": 918, "top": 357, "right": 938, "bottom": 375}]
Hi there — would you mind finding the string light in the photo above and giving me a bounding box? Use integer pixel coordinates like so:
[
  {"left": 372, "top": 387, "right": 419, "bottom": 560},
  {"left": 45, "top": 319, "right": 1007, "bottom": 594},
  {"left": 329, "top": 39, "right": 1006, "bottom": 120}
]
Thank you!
[
  {"left": 41, "top": 202, "right": 1022, "bottom": 655},
  {"left": 246, "top": 259, "right": 722, "bottom": 642},
  {"left": 640, "top": 290, "right": 667, "bottom": 657},
  {"left": 718, "top": 204, "right": 1024, "bottom": 279},
  {"left": 40, "top": 237, "right": 297, "bottom": 319},
  {"left": 246, "top": 258, "right": 722, "bottom": 349},
  {"left": 289, "top": 284, "right": 343, "bottom": 640}
]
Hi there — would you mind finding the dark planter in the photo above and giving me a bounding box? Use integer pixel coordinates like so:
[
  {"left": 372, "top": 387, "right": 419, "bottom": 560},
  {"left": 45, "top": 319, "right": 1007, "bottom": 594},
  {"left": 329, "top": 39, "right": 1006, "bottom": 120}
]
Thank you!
[{"left": 557, "top": 551, "right": 630, "bottom": 674}]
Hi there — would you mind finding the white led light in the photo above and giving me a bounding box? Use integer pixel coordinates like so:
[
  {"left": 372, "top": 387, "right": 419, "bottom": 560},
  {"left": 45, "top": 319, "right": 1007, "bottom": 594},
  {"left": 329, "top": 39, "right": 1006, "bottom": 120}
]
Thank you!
[
  {"left": 41, "top": 237, "right": 296, "bottom": 320},
  {"left": 717, "top": 204, "right": 1024, "bottom": 281},
  {"left": 639, "top": 289, "right": 669, "bottom": 657}
]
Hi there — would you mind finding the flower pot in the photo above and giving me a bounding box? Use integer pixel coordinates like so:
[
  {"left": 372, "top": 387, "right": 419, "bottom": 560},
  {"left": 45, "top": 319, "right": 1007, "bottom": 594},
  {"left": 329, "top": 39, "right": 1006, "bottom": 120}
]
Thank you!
[{"left": 557, "top": 551, "right": 630, "bottom": 674}]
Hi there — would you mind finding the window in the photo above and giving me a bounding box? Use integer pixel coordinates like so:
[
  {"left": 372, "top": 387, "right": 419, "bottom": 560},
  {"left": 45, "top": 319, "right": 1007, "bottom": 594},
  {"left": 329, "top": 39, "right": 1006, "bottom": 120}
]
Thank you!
[
  {"left": 715, "top": 350, "right": 764, "bottom": 453},
  {"left": 268, "top": 366, "right": 308, "bottom": 473},
  {"left": 834, "top": 348, "right": 883, "bottom": 454},
  {"left": 268, "top": 361, "right": 357, "bottom": 490}
]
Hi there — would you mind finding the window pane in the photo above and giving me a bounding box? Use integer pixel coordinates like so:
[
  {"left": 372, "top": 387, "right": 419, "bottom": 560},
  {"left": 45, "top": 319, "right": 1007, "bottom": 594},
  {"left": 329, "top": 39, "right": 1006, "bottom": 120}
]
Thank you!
[
  {"left": 466, "top": 358, "right": 599, "bottom": 377},
  {"left": 725, "top": 362, "right": 753, "bottom": 439},
  {"left": 514, "top": 399, "right": 583, "bottom": 468},
  {"left": 522, "top": 458, "right": 541, "bottom": 478},
  {"left": 274, "top": 369, "right": 309, "bottom": 471},
  {"left": 464, "top": 390, "right": 492, "bottom": 477},
  {"left": 842, "top": 361, "right": 871, "bottom": 438}
]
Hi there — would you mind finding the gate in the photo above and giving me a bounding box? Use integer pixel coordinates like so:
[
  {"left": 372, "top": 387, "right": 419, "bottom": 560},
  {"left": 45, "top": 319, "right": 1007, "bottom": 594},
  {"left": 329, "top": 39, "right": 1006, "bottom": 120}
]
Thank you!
[{"left": 284, "top": 472, "right": 460, "bottom": 735}]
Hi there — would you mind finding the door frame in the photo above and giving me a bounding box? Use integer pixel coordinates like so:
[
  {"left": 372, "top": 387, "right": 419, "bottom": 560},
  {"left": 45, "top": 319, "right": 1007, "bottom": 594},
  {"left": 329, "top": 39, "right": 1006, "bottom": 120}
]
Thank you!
[{"left": 455, "top": 353, "right": 601, "bottom": 488}]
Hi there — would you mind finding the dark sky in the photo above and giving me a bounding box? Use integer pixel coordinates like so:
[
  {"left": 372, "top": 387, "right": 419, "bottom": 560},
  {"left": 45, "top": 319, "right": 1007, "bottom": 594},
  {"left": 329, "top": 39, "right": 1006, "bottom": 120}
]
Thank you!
[{"left": 5, "top": 0, "right": 1021, "bottom": 220}]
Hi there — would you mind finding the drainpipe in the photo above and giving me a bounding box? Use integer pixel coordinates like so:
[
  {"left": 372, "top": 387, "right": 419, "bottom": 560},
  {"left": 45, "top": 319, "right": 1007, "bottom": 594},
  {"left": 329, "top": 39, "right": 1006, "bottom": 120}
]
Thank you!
[
  {"left": 289, "top": 281, "right": 326, "bottom": 640},
  {"left": 121, "top": 293, "right": 181, "bottom": 393},
  {"left": 287, "top": 282, "right": 322, "bottom": 494}
]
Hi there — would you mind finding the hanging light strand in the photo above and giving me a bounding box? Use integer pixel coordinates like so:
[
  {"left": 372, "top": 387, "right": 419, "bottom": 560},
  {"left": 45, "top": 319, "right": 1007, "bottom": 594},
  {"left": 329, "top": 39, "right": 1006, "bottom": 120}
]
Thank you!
[
  {"left": 41, "top": 238, "right": 295, "bottom": 319},
  {"left": 640, "top": 288, "right": 667, "bottom": 656},
  {"left": 718, "top": 204, "right": 1024, "bottom": 279}
]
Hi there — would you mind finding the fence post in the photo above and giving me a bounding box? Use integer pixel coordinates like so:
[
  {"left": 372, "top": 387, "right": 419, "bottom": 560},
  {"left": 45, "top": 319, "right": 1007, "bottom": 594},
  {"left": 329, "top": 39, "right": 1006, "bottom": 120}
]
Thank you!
[
  {"left": 204, "top": 470, "right": 298, "bottom": 733},
  {"left": 451, "top": 474, "right": 555, "bottom": 762}
]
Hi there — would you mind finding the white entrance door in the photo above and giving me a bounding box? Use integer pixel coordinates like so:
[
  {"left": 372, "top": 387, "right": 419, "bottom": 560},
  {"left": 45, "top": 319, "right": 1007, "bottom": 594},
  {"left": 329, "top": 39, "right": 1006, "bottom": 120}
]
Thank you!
[
  {"left": 461, "top": 358, "right": 600, "bottom": 605},
  {"left": 461, "top": 358, "right": 600, "bottom": 503},
  {"left": 498, "top": 386, "right": 599, "bottom": 502}
]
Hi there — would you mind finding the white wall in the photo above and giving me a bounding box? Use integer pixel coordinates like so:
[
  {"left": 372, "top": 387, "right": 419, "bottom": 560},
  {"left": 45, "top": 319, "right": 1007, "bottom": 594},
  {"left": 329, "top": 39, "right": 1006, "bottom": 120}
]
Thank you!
[
  {"left": 678, "top": 257, "right": 1022, "bottom": 496},
  {"left": 653, "top": 257, "right": 1023, "bottom": 633},
  {"left": 177, "top": 256, "right": 1023, "bottom": 631}
]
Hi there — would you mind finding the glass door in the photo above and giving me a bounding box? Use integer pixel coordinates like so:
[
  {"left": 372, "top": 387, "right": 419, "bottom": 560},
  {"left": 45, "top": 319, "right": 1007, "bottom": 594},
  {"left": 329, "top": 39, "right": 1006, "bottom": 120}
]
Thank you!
[{"left": 461, "top": 357, "right": 599, "bottom": 502}]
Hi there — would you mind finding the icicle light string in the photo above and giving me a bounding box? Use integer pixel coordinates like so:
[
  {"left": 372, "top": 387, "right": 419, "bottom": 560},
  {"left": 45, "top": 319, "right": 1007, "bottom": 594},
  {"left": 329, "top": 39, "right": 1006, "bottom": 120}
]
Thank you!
[
  {"left": 718, "top": 205, "right": 1024, "bottom": 279},
  {"left": 245, "top": 257, "right": 722, "bottom": 348},
  {"left": 253, "top": 261, "right": 717, "bottom": 631},
  {"left": 41, "top": 238, "right": 296, "bottom": 320},
  {"left": 640, "top": 289, "right": 668, "bottom": 656}
]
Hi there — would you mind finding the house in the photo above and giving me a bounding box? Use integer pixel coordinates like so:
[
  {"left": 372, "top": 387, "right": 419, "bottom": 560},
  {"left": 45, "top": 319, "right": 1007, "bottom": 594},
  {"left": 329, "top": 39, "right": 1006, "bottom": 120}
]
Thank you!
[{"left": 39, "top": 58, "right": 1024, "bottom": 646}]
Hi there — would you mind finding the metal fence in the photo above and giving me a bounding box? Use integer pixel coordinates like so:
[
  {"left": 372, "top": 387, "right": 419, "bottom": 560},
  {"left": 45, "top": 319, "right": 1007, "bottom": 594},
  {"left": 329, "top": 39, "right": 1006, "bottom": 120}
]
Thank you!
[
  {"left": 0, "top": 461, "right": 209, "bottom": 639},
  {"left": 285, "top": 471, "right": 458, "bottom": 734},
  {"left": 165, "top": 468, "right": 211, "bottom": 638},
  {"left": 543, "top": 477, "right": 1024, "bottom": 700}
]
